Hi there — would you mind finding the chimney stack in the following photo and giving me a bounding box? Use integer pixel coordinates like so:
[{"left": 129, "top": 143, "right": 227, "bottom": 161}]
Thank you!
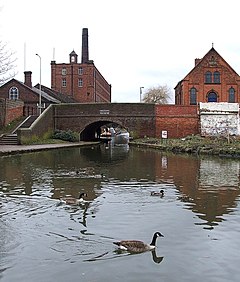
[
  {"left": 81, "top": 28, "right": 89, "bottom": 63},
  {"left": 24, "top": 71, "right": 32, "bottom": 88},
  {"left": 195, "top": 58, "right": 201, "bottom": 66}
]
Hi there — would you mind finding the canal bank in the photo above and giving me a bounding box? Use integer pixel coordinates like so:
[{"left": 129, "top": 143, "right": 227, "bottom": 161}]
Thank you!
[
  {"left": 0, "top": 142, "right": 98, "bottom": 156},
  {"left": 130, "top": 135, "right": 240, "bottom": 158}
]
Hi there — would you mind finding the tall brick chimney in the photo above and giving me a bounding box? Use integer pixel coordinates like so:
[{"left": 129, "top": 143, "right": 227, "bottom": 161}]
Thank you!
[
  {"left": 24, "top": 71, "right": 32, "bottom": 88},
  {"left": 81, "top": 28, "right": 89, "bottom": 63}
]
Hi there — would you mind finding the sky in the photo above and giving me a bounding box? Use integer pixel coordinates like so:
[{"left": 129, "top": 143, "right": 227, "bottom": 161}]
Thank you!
[{"left": 1, "top": 0, "right": 240, "bottom": 103}]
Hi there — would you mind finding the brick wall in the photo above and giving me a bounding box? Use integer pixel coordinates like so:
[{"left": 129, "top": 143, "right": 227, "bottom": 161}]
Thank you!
[
  {"left": 155, "top": 105, "right": 199, "bottom": 138},
  {"left": 18, "top": 105, "right": 54, "bottom": 144},
  {"left": 0, "top": 98, "right": 24, "bottom": 127}
]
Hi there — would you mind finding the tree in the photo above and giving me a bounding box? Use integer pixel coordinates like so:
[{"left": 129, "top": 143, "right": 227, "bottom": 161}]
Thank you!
[
  {"left": 0, "top": 41, "right": 16, "bottom": 86},
  {"left": 142, "top": 84, "right": 172, "bottom": 104}
]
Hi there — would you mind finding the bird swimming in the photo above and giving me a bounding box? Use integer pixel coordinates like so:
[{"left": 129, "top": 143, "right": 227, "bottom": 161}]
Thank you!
[
  {"left": 151, "top": 190, "right": 164, "bottom": 197},
  {"left": 59, "top": 192, "right": 87, "bottom": 205},
  {"left": 113, "top": 231, "right": 164, "bottom": 253}
]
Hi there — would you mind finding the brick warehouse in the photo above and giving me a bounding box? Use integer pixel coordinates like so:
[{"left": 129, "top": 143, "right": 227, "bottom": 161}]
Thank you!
[
  {"left": 51, "top": 28, "right": 111, "bottom": 103},
  {"left": 175, "top": 46, "right": 240, "bottom": 105}
]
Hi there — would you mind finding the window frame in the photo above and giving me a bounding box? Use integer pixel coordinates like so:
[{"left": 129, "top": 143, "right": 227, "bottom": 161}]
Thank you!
[
  {"left": 205, "top": 71, "right": 212, "bottom": 84},
  {"left": 78, "top": 67, "right": 83, "bottom": 75},
  {"left": 228, "top": 87, "right": 235, "bottom": 103},
  {"left": 78, "top": 78, "right": 83, "bottom": 87},
  {"left": 190, "top": 87, "right": 197, "bottom": 105},
  {"left": 62, "top": 78, "right": 67, "bottom": 87},
  {"left": 62, "top": 68, "right": 67, "bottom": 76},
  {"left": 9, "top": 87, "right": 19, "bottom": 100},
  {"left": 213, "top": 71, "right": 220, "bottom": 83}
]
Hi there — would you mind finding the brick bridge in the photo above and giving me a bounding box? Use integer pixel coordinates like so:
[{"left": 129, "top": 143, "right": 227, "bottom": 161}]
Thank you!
[{"left": 18, "top": 103, "right": 199, "bottom": 142}]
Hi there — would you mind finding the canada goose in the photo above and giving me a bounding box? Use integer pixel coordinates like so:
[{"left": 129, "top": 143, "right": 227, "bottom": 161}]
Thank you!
[
  {"left": 113, "top": 232, "right": 164, "bottom": 253},
  {"left": 60, "top": 192, "right": 87, "bottom": 205},
  {"left": 151, "top": 190, "right": 164, "bottom": 197}
]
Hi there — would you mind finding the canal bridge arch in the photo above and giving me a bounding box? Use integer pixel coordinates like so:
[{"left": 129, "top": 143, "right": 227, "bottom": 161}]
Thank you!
[{"left": 53, "top": 103, "right": 156, "bottom": 141}]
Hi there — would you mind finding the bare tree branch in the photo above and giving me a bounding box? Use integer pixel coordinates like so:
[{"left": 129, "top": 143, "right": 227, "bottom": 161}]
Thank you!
[{"left": 0, "top": 41, "right": 17, "bottom": 85}]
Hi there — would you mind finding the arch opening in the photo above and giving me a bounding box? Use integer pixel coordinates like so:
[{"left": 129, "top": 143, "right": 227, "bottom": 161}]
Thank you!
[{"left": 79, "top": 120, "right": 128, "bottom": 141}]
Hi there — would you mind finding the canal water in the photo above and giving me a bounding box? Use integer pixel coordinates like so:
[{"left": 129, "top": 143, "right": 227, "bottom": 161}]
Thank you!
[{"left": 0, "top": 144, "right": 240, "bottom": 282}]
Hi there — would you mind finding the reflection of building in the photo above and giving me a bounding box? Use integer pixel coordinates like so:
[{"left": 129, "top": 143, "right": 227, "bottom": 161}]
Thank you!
[
  {"left": 175, "top": 47, "right": 240, "bottom": 105},
  {"left": 51, "top": 28, "right": 111, "bottom": 103},
  {"left": 199, "top": 159, "right": 240, "bottom": 189}
]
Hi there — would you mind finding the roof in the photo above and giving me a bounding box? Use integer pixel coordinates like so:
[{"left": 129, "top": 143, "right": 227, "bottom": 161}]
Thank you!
[
  {"left": 34, "top": 84, "right": 78, "bottom": 103},
  {"left": 175, "top": 47, "right": 240, "bottom": 88}
]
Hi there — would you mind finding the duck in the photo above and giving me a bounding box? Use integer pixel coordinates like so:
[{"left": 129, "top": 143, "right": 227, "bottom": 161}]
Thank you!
[
  {"left": 151, "top": 190, "right": 164, "bottom": 197},
  {"left": 113, "top": 231, "right": 164, "bottom": 253},
  {"left": 59, "top": 192, "right": 87, "bottom": 205}
]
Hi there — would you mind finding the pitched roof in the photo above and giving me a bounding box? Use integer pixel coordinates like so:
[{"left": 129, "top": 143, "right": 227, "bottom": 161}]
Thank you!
[
  {"left": 34, "top": 84, "right": 78, "bottom": 103},
  {"left": 175, "top": 47, "right": 240, "bottom": 87}
]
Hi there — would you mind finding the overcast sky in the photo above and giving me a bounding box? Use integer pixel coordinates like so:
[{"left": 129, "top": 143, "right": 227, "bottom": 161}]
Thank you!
[{"left": 1, "top": 0, "right": 240, "bottom": 103}]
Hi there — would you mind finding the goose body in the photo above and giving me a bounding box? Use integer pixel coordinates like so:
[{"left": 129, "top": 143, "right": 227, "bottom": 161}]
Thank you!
[
  {"left": 113, "top": 232, "right": 164, "bottom": 253},
  {"left": 151, "top": 190, "right": 164, "bottom": 197},
  {"left": 60, "top": 193, "right": 87, "bottom": 205}
]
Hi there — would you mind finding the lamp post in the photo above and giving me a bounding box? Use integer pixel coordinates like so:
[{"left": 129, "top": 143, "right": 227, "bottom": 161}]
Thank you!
[
  {"left": 36, "top": 53, "right": 42, "bottom": 115},
  {"left": 140, "top": 86, "right": 144, "bottom": 102}
]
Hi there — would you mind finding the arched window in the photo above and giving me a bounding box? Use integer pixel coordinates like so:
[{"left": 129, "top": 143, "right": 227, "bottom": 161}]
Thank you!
[
  {"left": 228, "top": 87, "right": 235, "bottom": 103},
  {"left": 190, "top": 87, "right": 197, "bottom": 105},
  {"left": 205, "top": 71, "right": 212, "bottom": 83},
  {"left": 207, "top": 91, "right": 217, "bottom": 102},
  {"left": 62, "top": 68, "right": 67, "bottom": 75},
  {"left": 9, "top": 87, "right": 19, "bottom": 100},
  {"left": 213, "top": 71, "right": 220, "bottom": 83}
]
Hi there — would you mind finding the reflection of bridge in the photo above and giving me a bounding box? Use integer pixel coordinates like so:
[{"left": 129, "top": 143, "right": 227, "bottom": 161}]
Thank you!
[{"left": 18, "top": 103, "right": 199, "bottom": 142}]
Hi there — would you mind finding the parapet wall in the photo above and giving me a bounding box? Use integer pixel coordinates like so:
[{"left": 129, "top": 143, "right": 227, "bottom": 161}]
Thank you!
[{"left": 17, "top": 105, "right": 54, "bottom": 144}]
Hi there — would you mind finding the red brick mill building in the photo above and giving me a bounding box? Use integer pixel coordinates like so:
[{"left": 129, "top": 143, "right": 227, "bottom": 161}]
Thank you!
[{"left": 51, "top": 28, "right": 111, "bottom": 103}]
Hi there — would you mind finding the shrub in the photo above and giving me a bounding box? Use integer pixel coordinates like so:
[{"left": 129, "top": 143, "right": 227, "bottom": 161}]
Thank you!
[{"left": 53, "top": 130, "right": 79, "bottom": 142}]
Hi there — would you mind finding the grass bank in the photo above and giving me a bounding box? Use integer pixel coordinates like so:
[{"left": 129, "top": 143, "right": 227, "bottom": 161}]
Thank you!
[{"left": 130, "top": 135, "right": 240, "bottom": 158}]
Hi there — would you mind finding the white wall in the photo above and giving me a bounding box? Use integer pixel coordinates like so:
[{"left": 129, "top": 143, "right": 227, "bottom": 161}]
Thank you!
[{"left": 199, "top": 102, "right": 240, "bottom": 136}]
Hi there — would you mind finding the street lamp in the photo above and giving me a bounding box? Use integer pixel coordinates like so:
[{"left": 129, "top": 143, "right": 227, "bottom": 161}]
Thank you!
[
  {"left": 140, "top": 86, "right": 144, "bottom": 102},
  {"left": 36, "top": 53, "right": 42, "bottom": 115}
]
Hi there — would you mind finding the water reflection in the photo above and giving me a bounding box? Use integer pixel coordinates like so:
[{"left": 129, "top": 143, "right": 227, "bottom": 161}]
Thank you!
[
  {"left": 84, "top": 248, "right": 163, "bottom": 265},
  {"left": 1, "top": 144, "right": 240, "bottom": 281}
]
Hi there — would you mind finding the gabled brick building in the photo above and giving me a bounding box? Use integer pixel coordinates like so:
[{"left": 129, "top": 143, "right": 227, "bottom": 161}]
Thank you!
[
  {"left": 175, "top": 47, "right": 240, "bottom": 105},
  {"left": 51, "top": 28, "right": 111, "bottom": 103},
  {"left": 0, "top": 71, "right": 61, "bottom": 116}
]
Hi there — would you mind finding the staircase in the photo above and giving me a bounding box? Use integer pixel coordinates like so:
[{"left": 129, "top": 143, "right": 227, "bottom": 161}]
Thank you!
[
  {"left": 12, "top": 115, "right": 38, "bottom": 132},
  {"left": 0, "top": 134, "right": 18, "bottom": 145},
  {"left": 0, "top": 115, "right": 38, "bottom": 145}
]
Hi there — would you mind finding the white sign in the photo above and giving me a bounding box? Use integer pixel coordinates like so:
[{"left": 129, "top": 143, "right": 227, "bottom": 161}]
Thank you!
[
  {"left": 99, "top": 110, "right": 110, "bottom": 115},
  {"left": 161, "top": 130, "right": 168, "bottom": 139}
]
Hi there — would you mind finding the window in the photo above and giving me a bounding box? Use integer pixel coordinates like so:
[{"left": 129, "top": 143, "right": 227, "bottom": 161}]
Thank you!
[
  {"left": 62, "top": 68, "right": 67, "bottom": 75},
  {"left": 190, "top": 87, "right": 197, "bottom": 105},
  {"left": 228, "top": 87, "right": 235, "bottom": 102},
  {"left": 207, "top": 91, "right": 217, "bottom": 102},
  {"left": 78, "top": 67, "right": 83, "bottom": 75},
  {"left": 62, "top": 78, "right": 66, "bottom": 87},
  {"left": 213, "top": 71, "right": 220, "bottom": 83},
  {"left": 78, "top": 78, "right": 83, "bottom": 87},
  {"left": 9, "top": 87, "right": 19, "bottom": 100},
  {"left": 205, "top": 71, "right": 212, "bottom": 83}
]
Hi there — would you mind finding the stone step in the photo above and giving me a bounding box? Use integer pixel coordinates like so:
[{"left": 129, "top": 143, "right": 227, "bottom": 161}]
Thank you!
[{"left": 0, "top": 134, "right": 18, "bottom": 145}]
